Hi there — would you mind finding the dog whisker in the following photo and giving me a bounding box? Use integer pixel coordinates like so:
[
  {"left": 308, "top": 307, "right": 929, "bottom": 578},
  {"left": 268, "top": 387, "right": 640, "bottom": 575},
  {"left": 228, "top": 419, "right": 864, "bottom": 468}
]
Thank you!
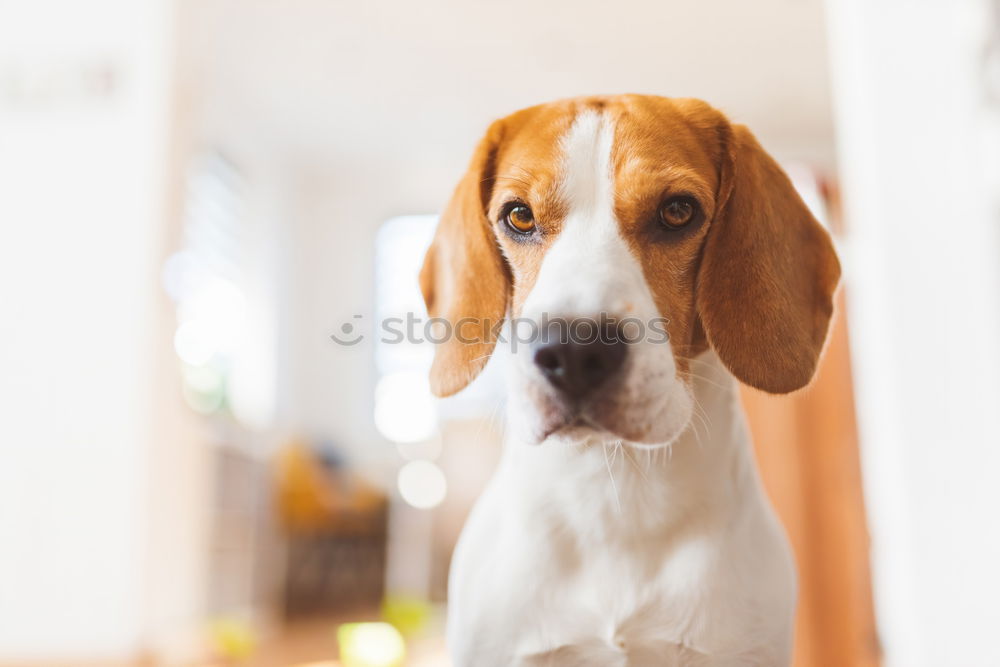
[
  {"left": 677, "top": 368, "right": 732, "bottom": 393},
  {"left": 621, "top": 444, "right": 650, "bottom": 484},
  {"left": 603, "top": 441, "right": 623, "bottom": 514},
  {"left": 485, "top": 174, "right": 533, "bottom": 188}
]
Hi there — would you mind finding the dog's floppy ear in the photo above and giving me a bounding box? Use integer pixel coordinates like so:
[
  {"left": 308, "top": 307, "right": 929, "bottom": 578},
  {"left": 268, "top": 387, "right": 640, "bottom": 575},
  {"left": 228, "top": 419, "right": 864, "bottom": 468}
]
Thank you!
[
  {"left": 697, "top": 123, "right": 841, "bottom": 394},
  {"left": 420, "top": 121, "right": 510, "bottom": 397}
]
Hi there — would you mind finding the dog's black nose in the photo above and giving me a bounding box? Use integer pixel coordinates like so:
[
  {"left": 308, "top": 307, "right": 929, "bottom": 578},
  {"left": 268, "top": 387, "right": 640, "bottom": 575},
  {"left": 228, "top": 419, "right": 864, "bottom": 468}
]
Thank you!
[{"left": 532, "top": 318, "right": 627, "bottom": 400}]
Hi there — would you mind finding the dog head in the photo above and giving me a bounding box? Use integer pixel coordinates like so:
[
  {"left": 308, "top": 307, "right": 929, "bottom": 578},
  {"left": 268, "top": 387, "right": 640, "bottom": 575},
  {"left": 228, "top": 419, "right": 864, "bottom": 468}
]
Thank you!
[{"left": 420, "top": 95, "right": 840, "bottom": 445}]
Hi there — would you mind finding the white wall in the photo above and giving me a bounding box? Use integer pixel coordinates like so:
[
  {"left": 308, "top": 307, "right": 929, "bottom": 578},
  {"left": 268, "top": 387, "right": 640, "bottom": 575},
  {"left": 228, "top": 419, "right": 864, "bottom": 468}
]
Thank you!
[
  {"left": 826, "top": 1, "right": 1000, "bottom": 664},
  {"left": 0, "top": 0, "right": 190, "bottom": 659}
]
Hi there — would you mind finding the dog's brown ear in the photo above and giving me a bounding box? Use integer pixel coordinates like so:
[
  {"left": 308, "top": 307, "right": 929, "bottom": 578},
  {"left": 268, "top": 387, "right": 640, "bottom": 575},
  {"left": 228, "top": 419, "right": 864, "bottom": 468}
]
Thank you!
[
  {"left": 420, "top": 121, "right": 510, "bottom": 397},
  {"left": 697, "top": 123, "right": 840, "bottom": 394}
]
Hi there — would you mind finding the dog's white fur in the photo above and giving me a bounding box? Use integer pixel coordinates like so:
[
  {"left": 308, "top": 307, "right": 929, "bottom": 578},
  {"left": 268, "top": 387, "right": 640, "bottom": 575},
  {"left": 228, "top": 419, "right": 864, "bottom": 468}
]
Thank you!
[{"left": 447, "top": 111, "right": 797, "bottom": 666}]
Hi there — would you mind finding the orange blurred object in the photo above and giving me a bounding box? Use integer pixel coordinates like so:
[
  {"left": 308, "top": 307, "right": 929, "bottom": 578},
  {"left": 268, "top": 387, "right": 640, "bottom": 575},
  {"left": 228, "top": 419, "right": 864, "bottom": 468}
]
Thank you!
[{"left": 275, "top": 440, "right": 386, "bottom": 535}]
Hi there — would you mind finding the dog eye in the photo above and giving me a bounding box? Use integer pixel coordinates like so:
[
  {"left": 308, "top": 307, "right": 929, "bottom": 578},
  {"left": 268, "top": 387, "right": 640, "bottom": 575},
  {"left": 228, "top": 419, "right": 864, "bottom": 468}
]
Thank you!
[
  {"left": 658, "top": 196, "right": 699, "bottom": 229},
  {"left": 504, "top": 204, "right": 536, "bottom": 234}
]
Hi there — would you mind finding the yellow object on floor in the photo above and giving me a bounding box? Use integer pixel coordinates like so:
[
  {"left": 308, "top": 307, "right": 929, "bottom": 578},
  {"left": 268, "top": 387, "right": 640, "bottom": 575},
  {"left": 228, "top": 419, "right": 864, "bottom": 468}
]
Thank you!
[
  {"left": 337, "top": 622, "right": 406, "bottom": 667},
  {"left": 381, "top": 594, "right": 431, "bottom": 638},
  {"left": 208, "top": 617, "right": 256, "bottom": 660}
]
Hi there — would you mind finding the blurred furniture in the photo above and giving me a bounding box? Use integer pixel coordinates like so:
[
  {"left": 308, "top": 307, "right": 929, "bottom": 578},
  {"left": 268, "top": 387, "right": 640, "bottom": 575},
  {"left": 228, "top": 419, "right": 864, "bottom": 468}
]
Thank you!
[
  {"left": 276, "top": 442, "right": 389, "bottom": 617},
  {"left": 744, "top": 295, "right": 879, "bottom": 667},
  {"left": 206, "top": 440, "right": 287, "bottom": 632}
]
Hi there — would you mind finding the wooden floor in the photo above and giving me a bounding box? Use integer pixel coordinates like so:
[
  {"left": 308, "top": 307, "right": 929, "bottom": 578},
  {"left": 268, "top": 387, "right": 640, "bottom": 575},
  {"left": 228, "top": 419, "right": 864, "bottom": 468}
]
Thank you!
[
  {"left": 245, "top": 616, "right": 449, "bottom": 667},
  {"left": 0, "top": 617, "right": 450, "bottom": 667}
]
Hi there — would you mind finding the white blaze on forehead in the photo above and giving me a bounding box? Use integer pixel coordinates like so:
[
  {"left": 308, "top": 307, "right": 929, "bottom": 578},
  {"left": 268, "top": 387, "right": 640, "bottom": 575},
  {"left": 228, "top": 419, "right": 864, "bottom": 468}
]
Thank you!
[
  {"left": 521, "top": 110, "right": 654, "bottom": 319},
  {"left": 559, "top": 110, "right": 615, "bottom": 217}
]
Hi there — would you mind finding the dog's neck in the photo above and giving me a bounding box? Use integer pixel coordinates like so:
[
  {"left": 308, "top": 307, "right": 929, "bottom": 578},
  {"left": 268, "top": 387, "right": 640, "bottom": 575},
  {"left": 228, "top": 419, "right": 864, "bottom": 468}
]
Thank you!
[{"left": 501, "top": 350, "right": 764, "bottom": 545}]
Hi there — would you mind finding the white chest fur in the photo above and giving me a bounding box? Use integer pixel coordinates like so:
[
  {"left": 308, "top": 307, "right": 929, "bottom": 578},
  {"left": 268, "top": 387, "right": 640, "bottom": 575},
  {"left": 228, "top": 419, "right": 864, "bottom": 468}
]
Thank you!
[{"left": 446, "top": 352, "right": 796, "bottom": 666}]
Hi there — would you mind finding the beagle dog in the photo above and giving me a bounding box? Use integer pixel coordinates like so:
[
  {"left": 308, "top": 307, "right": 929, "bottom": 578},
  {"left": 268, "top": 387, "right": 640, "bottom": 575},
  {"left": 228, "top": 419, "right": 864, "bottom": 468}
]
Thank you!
[{"left": 420, "top": 95, "right": 840, "bottom": 666}]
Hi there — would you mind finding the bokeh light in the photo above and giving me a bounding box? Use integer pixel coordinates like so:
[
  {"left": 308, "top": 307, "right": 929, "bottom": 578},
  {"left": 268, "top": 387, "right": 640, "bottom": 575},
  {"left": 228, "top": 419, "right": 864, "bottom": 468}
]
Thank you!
[
  {"left": 374, "top": 371, "right": 437, "bottom": 444},
  {"left": 396, "top": 460, "right": 447, "bottom": 510},
  {"left": 337, "top": 622, "right": 405, "bottom": 667}
]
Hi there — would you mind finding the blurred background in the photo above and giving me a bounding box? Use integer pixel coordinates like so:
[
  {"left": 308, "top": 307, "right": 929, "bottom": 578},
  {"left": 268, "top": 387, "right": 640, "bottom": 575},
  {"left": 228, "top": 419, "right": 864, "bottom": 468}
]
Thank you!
[{"left": 2, "top": 0, "right": 1000, "bottom": 665}]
